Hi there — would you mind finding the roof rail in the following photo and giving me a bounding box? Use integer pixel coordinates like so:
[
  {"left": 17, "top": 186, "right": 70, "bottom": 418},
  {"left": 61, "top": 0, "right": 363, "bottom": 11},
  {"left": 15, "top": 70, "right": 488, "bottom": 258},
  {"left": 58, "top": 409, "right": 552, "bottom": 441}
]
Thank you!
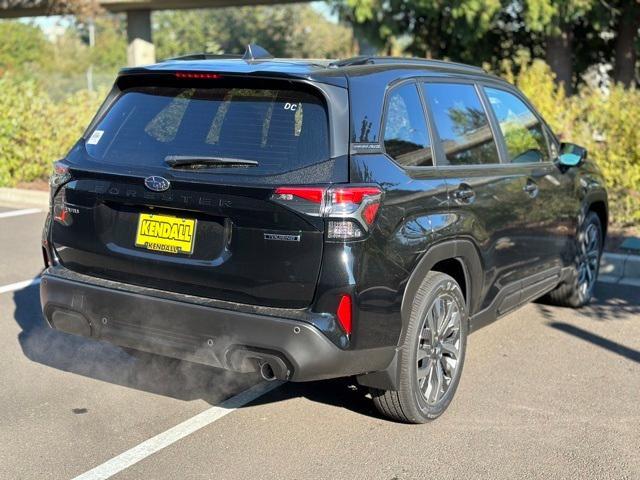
[{"left": 329, "top": 56, "right": 484, "bottom": 73}]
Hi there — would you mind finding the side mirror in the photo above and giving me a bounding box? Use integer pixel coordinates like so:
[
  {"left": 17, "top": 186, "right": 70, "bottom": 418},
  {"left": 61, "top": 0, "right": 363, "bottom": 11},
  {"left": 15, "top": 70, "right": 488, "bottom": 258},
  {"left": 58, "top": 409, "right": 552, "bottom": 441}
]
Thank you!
[{"left": 557, "top": 142, "right": 587, "bottom": 167}]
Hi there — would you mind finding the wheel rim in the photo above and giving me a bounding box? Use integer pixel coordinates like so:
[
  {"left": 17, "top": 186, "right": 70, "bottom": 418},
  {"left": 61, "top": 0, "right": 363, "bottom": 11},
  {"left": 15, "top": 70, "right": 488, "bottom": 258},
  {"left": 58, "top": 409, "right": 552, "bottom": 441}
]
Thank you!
[
  {"left": 577, "top": 223, "right": 600, "bottom": 300},
  {"left": 416, "top": 292, "right": 462, "bottom": 405}
]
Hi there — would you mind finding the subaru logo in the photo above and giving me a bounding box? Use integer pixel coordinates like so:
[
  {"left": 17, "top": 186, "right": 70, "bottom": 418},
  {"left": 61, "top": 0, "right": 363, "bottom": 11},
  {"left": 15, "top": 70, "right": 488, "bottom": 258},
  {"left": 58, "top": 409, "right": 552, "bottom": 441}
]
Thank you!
[{"left": 144, "top": 176, "right": 171, "bottom": 192}]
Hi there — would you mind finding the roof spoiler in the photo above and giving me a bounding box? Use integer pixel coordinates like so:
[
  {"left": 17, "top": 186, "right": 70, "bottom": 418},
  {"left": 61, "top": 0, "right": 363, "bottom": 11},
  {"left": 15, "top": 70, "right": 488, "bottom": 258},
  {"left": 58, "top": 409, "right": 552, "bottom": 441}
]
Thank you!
[{"left": 163, "top": 44, "right": 274, "bottom": 63}]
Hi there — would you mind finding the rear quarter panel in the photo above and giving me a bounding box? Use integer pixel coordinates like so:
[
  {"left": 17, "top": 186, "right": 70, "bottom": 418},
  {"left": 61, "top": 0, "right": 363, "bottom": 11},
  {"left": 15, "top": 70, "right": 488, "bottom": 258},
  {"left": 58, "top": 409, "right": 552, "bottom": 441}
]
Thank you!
[{"left": 347, "top": 154, "right": 451, "bottom": 348}]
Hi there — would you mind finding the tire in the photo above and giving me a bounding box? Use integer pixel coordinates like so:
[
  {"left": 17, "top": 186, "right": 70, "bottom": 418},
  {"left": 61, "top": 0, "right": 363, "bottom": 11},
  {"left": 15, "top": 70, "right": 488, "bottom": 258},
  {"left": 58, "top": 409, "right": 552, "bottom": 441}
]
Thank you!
[
  {"left": 372, "top": 271, "right": 468, "bottom": 423},
  {"left": 545, "top": 211, "right": 603, "bottom": 308}
]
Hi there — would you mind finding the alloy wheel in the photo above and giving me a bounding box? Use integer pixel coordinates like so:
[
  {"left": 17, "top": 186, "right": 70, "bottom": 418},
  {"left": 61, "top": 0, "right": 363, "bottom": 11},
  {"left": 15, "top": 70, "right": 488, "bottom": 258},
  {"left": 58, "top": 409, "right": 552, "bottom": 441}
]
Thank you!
[
  {"left": 577, "top": 222, "right": 600, "bottom": 300},
  {"left": 416, "top": 293, "right": 462, "bottom": 405}
]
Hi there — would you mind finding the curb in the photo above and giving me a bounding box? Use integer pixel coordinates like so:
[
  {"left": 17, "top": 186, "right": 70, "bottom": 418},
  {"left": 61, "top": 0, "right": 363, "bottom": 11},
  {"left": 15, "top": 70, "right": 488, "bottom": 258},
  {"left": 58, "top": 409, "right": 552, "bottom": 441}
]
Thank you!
[
  {"left": 0, "top": 187, "right": 49, "bottom": 209},
  {"left": 600, "top": 252, "right": 640, "bottom": 287}
]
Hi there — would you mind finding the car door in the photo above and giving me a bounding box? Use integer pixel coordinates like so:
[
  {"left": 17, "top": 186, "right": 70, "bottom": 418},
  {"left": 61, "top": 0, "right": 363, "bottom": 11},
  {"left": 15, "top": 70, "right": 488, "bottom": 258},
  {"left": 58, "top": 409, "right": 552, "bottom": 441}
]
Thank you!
[
  {"left": 481, "top": 85, "right": 576, "bottom": 302},
  {"left": 420, "top": 81, "right": 540, "bottom": 317}
]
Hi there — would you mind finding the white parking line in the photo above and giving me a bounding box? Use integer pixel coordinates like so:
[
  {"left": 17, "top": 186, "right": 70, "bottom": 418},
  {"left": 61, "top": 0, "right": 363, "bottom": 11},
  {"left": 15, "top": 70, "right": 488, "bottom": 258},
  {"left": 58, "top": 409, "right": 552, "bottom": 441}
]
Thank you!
[
  {"left": 0, "top": 278, "right": 41, "bottom": 294},
  {"left": 0, "top": 208, "right": 42, "bottom": 219},
  {"left": 72, "top": 380, "right": 283, "bottom": 480}
]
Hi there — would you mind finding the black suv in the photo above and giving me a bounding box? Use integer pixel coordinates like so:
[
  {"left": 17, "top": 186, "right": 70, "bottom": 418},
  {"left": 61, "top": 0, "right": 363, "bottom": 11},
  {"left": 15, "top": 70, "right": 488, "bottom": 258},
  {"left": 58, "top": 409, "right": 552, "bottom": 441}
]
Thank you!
[{"left": 40, "top": 46, "right": 608, "bottom": 423}]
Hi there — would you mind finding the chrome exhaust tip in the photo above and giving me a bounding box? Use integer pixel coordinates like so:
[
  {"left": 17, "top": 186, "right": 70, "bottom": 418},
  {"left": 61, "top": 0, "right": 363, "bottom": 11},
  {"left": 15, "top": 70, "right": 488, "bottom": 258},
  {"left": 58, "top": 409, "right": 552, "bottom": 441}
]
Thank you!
[{"left": 259, "top": 362, "right": 277, "bottom": 381}]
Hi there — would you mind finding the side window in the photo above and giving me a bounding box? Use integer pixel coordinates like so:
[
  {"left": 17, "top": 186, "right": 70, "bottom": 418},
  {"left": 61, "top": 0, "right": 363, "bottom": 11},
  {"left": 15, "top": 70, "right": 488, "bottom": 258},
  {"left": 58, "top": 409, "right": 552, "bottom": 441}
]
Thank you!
[
  {"left": 422, "top": 83, "right": 501, "bottom": 166},
  {"left": 383, "top": 83, "right": 433, "bottom": 167},
  {"left": 484, "top": 87, "right": 550, "bottom": 163}
]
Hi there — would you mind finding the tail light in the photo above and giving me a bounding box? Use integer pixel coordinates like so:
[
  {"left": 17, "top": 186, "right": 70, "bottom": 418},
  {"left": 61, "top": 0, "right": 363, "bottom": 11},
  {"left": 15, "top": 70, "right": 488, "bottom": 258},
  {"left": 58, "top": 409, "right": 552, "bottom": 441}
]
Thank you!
[
  {"left": 272, "top": 185, "right": 382, "bottom": 240},
  {"left": 175, "top": 72, "right": 222, "bottom": 80},
  {"left": 52, "top": 187, "right": 72, "bottom": 226},
  {"left": 50, "top": 161, "right": 73, "bottom": 226},
  {"left": 50, "top": 161, "right": 71, "bottom": 189}
]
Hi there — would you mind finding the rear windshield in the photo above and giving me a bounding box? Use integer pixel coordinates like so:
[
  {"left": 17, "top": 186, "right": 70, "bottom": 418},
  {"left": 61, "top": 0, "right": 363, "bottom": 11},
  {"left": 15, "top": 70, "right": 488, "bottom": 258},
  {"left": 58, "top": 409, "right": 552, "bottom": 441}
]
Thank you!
[{"left": 84, "top": 85, "right": 330, "bottom": 177}]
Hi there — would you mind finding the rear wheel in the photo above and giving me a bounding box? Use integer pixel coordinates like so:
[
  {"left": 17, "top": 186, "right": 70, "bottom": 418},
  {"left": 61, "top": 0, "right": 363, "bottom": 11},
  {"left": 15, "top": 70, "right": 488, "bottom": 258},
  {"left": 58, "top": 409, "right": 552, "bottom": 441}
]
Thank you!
[
  {"left": 546, "top": 211, "right": 602, "bottom": 308},
  {"left": 372, "top": 271, "right": 467, "bottom": 423}
]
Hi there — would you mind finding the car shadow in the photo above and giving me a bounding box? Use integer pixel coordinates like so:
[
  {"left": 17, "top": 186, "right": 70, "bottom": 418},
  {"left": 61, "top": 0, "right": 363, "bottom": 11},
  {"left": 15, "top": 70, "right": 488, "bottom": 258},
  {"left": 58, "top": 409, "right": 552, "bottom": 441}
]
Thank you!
[
  {"left": 536, "top": 281, "right": 640, "bottom": 322},
  {"left": 13, "top": 281, "right": 381, "bottom": 418},
  {"left": 548, "top": 322, "right": 640, "bottom": 364},
  {"left": 535, "top": 281, "right": 640, "bottom": 364}
]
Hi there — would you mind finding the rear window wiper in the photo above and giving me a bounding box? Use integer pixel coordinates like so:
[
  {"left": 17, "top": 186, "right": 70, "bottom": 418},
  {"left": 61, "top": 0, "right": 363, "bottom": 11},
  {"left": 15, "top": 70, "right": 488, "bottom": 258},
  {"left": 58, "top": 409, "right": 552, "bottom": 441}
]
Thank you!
[{"left": 165, "top": 155, "right": 259, "bottom": 169}]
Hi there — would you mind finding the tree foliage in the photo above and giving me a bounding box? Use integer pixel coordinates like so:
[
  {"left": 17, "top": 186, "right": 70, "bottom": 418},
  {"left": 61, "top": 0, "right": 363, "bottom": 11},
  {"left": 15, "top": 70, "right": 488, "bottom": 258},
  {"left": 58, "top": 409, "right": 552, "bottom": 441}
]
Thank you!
[
  {"left": 504, "top": 58, "right": 640, "bottom": 224},
  {"left": 0, "top": 21, "right": 51, "bottom": 72},
  {"left": 87, "top": 16, "right": 127, "bottom": 71},
  {"left": 522, "top": 0, "right": 594, "bottom": 34},
  {"left": 47, "top": 0, "right": 103, "bottom": 20},
  {"left": 336, "top": 0, "right": 502, "bottom": 61},
  {"left": 154, "top": 5, "right": 355, "bottom": 60},
  {"left": 335, "top": 0, "right": 639, "bottom": 88},
  {"left": 0, "top": 75, "right": 103, "bottom": 186},
  {"left": 0, "top": 16, "right": 126, "bottom": 97}
]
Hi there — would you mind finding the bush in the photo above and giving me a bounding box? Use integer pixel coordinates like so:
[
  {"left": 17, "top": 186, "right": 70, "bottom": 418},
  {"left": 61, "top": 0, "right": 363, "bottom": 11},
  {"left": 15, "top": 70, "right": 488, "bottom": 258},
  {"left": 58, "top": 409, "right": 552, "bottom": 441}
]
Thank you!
[
  {"left": 0, "top": 76, "right": 103, "bottom": 186},
  {"left": 503, "top": 58, "right": 640, "bottom": 226},
  {"left": 0, "top": 21, "right": 51, "bottom": 72}
]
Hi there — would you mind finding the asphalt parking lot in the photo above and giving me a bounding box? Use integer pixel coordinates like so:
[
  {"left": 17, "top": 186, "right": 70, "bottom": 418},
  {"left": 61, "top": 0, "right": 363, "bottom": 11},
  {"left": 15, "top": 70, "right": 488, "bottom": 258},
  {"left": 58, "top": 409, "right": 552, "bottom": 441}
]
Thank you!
[{"left": 0, "top": 203, "right": 638, "bottom": 480}]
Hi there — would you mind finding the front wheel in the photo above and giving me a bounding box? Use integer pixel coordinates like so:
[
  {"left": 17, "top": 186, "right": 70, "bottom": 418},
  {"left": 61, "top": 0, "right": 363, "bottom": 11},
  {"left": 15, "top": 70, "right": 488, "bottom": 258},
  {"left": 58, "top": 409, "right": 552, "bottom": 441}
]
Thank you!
[
  {"left": 546, "top": 211, "right": 603, "bottom": 308},
  {"left": 371, "top": 271, "right": 467, "bottom": 423}
]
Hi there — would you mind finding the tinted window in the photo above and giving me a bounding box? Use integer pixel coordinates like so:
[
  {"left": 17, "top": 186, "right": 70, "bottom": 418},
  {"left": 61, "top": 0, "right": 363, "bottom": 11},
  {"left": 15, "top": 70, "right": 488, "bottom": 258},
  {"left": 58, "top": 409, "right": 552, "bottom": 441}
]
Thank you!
[
  {"left": 383, "top": 84, "right": 433, "bottom": 167},
  {"left": 85, "top": 85, "right": 330, "bottom": 176},
  {"left": 484, "top": 87, "right": 550, "bottom": 163},
  {"left": 422, "top": 83, "right": 500, "bottom": 166}
]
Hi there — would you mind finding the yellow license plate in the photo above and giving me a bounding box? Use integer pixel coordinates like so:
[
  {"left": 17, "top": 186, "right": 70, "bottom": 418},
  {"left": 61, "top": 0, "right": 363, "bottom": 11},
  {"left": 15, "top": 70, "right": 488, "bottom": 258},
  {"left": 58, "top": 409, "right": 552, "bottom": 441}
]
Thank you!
[{"left": 135, "top": 213, "right": 197, "bottom": 255}]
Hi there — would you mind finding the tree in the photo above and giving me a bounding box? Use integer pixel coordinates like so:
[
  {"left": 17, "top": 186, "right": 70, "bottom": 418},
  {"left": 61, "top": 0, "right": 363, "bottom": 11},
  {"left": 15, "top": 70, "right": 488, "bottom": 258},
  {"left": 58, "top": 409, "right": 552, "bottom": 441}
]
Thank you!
[
  {"left": 47, "top": 0, "right": 103, "bottom": 20},
  {"left": 153, "top": 5, "right": 355, "bottom": 60},
  {"left": 85, "top": 16, "right": 127, "bottom": 71},
  {"left": 0, "top": 21, "right": 51, "bottom": 73},
  {"left": 612, "top": 0, "right": 640, "bottom": 86},
  {"left": 334, "top": 0, "right": 503, "bottom": 63},
  {"left": 521, "top": 0, "right": 597, "bottom": 94},
  {"left": 338, "top": 0, "right": 637, "bottom": 92}
]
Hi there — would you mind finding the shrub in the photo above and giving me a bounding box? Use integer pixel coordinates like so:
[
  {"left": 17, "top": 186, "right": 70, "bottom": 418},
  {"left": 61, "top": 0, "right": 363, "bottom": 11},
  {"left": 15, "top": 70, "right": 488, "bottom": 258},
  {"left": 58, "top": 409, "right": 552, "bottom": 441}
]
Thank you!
[
  {"left": 503, "top": 58, "right": 640, "bottom": 226},
  {"left": 0, "top": 75, "right": 103, "bottom": 186},
  {"left": 575, "top": 86, "right": 640, "bottom": 226},
  {"left": 0, "top": 21, "right": 52, "bottom": 72}
]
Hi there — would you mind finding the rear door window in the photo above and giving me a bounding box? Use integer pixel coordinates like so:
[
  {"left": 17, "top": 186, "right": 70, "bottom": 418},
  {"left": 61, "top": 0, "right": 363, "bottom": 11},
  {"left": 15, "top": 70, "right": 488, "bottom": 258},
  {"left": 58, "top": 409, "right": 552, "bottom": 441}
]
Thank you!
[
  {"left": 422, "top": 83, "right": 500, "bottom": 166},
  {"left": 85, "top": 85, "right": 330, "bottom": 176},
  {"left": 383, "top": 83, "right": 433, "bottom": 167},
  {"left": 484, "top": 87, "right": 550, "bottom": 163}
]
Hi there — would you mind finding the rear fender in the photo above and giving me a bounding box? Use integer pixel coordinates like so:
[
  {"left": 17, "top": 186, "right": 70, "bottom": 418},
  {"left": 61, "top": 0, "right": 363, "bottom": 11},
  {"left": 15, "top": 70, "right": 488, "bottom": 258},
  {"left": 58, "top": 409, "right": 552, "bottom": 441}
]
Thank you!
[
  {"left": 357, "top": 239, "right": 483, "bottom": 391},
  {"left": 400, "top": 239, "right": 483, "bottom": 327}
]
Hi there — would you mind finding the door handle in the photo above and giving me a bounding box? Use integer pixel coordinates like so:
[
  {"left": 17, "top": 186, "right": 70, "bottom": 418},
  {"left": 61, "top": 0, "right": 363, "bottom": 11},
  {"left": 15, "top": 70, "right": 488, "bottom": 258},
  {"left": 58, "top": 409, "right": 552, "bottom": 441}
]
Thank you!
[
  {"left": 452, "top": 185, "right": 475, "bottom": 203},
  {"left": 523, "top": 180, "right": 539, "bottom": 197}
]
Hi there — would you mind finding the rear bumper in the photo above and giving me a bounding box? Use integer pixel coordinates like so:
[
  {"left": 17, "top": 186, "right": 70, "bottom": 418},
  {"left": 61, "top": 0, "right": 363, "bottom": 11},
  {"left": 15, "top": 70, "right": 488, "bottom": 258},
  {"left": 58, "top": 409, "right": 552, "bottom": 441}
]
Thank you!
[{"left": 39, "top": 272, "right": 394, "bottom": 382}]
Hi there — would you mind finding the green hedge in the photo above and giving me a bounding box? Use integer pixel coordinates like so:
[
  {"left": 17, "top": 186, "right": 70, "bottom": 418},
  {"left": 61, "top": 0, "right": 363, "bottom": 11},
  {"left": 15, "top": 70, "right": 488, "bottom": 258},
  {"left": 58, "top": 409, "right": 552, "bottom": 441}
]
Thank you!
[
  {"left": 1, "top": 65, "right": 638, "bottom": 224},
  {"left": 504, "top": 60, "right": 640, "bottom": 226},
  {"left": 0, "top": 76, "right": 103, "bottom": 186}
]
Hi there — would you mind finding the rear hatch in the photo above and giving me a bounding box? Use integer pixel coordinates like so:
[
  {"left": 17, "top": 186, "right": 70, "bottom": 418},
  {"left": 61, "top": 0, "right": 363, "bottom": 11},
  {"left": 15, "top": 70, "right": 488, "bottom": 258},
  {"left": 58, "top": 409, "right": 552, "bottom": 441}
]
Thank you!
[{"left": 50, "top": 73, "right": 348, "bottom": 308}]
